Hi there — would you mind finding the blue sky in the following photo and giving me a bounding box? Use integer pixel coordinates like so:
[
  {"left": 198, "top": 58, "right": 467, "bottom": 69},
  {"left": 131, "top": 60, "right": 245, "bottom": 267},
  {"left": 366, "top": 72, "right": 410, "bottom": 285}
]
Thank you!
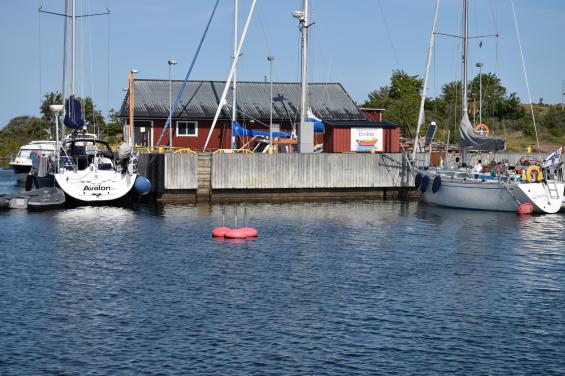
[{"left": 1, "top": 0, "right": 564, "bottom": 127}]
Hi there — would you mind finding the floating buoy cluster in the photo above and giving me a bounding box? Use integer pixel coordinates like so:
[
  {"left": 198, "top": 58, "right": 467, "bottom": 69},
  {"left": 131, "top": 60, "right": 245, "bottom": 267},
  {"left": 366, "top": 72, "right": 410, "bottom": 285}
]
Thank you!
[{"left": 212, "top": 206, "right": 258, "bottom": 240}]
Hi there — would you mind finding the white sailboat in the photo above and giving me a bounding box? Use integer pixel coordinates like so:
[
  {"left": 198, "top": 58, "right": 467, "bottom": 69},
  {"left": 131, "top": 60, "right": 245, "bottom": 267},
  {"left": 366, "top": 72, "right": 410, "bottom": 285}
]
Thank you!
[
  {"left": 30, "top": 0, "right": 150, "bottom": 203},
  {"left": 413, "top": 0, "right": 564, "bottom": 214}
]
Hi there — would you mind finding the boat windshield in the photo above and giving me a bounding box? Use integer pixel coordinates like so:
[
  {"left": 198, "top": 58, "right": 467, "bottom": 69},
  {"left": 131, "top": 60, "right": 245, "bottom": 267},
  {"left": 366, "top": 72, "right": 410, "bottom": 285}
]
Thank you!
[{"left": 61, "top": 139, "right": 115, "bottom": 171}]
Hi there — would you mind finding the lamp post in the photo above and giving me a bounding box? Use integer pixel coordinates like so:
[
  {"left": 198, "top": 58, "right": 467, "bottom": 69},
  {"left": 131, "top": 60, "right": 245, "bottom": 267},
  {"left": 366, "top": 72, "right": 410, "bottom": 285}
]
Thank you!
[
  {"left": 168, "top": 60, "right": 177, "bottom": 148},
  {"left": 128, "top": 69, "right": 139, "bottom": 145},
  {"left": 267, "top": 55, "right": 275, "bottom": 152},
  {"left": 475, "top": 62, "right": 483, "bottom": 124}
]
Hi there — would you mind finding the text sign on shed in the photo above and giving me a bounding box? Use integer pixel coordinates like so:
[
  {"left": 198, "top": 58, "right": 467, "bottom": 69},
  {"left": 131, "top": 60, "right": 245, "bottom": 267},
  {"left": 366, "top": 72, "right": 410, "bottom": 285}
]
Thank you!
[{"left": 350, "top": 128, "right": 383, "bottom": 152}]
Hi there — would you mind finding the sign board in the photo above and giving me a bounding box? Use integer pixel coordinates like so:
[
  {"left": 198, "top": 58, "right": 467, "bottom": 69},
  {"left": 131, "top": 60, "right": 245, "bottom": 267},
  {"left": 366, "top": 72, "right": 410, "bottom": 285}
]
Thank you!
[{"left": 350, "top": 128, "right": 383, "bottom": 152}]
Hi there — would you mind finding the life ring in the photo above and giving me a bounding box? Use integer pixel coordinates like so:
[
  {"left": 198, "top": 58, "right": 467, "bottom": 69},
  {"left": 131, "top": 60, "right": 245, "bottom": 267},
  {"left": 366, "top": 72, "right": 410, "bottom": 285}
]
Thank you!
[
  {"left": 525, "top": 165, "right": 543, "bottom": 183},
  {"left": 420, "top": 175, "right": 430, "bottom": 193},
  {"left": 474, "top": 123, "right": 490, "bottom": 136},
  {"left": 432, "top": 176, "right": 442, "bottom": 193},
  {"left": 415, "top": 173, "right": 423, "bottom": 189}
]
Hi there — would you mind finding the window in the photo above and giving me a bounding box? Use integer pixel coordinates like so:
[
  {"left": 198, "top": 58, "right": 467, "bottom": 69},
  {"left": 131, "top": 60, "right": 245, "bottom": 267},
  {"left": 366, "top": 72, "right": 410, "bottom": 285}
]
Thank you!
[{"left": 176, "top": 121, "right": 198, "bottom": 137}]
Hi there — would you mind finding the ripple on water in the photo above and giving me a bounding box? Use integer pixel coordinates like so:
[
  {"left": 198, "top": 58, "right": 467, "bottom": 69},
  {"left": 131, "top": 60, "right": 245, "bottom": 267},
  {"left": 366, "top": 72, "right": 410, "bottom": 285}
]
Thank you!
[{"left": 0, "top": 199, "right": 564, "bottom": 375}]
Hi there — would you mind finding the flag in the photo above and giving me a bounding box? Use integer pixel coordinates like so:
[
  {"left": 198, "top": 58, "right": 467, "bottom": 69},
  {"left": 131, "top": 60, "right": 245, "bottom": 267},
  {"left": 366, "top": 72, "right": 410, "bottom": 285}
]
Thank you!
[{"left": 542, "top": 147, "right": 562, "bottom": 168}]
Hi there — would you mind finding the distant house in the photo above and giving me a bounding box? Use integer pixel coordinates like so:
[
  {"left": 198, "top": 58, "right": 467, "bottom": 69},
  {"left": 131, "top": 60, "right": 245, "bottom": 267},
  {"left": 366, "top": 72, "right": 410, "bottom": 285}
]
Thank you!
[{"left": 118, "top": 79, "right": 399, "bottom": 152}]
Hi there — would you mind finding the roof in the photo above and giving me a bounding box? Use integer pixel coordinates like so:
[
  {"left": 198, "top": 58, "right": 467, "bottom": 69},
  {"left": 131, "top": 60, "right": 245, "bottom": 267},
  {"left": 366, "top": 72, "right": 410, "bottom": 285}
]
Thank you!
[
  {"left": 359, "top": 107, "right": 386, "bottom": 112},
  {"left": 323, "top": 120, "right": 400, "bottom": 128},
  {"left": 118, "top": 79, "right": 365, "bottom": 121}
]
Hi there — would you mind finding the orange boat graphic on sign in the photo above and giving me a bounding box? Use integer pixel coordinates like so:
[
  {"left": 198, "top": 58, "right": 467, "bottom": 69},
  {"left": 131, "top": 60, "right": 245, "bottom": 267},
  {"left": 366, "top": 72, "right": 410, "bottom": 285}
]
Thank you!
[{"left": 356, "top": 138, "right": 378, "bottom": 147}]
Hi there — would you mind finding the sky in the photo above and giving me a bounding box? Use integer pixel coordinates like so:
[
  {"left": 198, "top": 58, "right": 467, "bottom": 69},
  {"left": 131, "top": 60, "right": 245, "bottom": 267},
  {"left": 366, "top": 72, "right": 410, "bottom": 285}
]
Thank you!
[{"left": 1, "top": 0, "right": 565, "bottom": 128}]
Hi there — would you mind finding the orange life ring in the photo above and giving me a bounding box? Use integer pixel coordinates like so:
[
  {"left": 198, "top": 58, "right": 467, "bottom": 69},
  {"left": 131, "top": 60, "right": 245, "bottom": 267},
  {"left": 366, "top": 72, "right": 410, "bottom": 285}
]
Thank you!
[
  {"left": 525, "top": 165, "right": 543, "bottom": 183},
  {"left": 474, "top": 123, "right": 490, "bottom": 136}
]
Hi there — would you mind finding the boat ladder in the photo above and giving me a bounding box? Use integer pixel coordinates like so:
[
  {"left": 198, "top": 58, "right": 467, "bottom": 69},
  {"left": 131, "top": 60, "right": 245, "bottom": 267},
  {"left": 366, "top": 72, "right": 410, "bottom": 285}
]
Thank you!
[{"left": 546, "top": 181, "right": 561, "bottom": 200}]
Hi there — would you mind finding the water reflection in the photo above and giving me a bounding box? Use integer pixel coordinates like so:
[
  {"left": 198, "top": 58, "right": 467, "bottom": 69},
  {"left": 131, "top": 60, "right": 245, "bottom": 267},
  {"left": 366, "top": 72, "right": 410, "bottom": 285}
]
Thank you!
[{"left": 1, "top": 197, "right": 564, "bottom": 374}]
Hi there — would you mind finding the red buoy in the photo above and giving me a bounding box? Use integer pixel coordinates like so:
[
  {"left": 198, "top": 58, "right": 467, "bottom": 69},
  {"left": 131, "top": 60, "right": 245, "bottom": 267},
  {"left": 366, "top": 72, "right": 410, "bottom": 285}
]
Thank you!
[
  {"left": 517, "top": 203, "right": 534, "bottom": 215},
  {"left": 212, "top": 227, "right": 232, "bottom": 238},
  {"left": 239, "top": 227, "right": 258, "bottom": 237},
  {"left": 224, "top": 228, "right": 249, "bottom": 239}
]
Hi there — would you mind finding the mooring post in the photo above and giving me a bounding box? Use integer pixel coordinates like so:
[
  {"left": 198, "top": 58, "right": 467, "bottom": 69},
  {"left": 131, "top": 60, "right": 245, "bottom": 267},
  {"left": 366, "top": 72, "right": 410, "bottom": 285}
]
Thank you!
[{"left": 234, "top": 206, "right": 238, "bottom": 229}]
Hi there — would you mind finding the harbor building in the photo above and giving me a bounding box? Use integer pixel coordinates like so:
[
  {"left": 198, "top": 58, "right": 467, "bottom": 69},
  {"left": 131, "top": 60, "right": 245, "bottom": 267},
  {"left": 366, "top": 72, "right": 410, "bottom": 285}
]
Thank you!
[{"left": 118, "top": 79, "right": 400, "bottom": 153}]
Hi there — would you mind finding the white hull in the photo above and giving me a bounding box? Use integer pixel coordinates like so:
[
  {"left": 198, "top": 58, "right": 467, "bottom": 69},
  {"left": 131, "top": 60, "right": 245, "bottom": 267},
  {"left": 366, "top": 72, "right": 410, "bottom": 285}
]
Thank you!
[
  {"left": 55, "top": 170, "right": 136, "bottom": 202},
  {"left": 421, "top": 178, "right": 564, "bottom": 214}
]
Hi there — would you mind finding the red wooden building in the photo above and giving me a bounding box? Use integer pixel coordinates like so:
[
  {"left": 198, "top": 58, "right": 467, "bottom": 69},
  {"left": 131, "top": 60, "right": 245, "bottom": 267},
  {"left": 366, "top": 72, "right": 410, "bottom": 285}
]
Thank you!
[{"left": 119, "top": 79, "right": 399, "bottom": 152}]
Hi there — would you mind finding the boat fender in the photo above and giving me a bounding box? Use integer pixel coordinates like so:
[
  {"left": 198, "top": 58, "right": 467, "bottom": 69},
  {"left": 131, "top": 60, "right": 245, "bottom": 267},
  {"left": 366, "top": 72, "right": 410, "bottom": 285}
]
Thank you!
[
  {"left": 432, "top": 176, "right": 442, "bottom": 193},
  {"left": 525, "top": 165, "right": 543, "bottom": 183},
  {"left": 25, "top": 175, "right": 33, "bottom": 192},
  {"left": 415, "top": 173, "right": 423, "bottom": 189},
  {"left": 517, "top": 203, "right": 534, "bottom": 214},
  {"left": 134, "top": 176, "right": 151, "bottom": 195},
  {"left": 420, "top": 175, "right": 430, "bottom": 193}
]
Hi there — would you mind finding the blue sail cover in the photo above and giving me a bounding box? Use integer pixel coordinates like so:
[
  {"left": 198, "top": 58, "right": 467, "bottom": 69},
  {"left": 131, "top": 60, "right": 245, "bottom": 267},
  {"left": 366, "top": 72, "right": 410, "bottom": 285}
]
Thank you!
[
  {"left": 232, "top": 121, "right": 293, "bottom": 138},
  {"left": 64, "top": 95, "right": 85, "bottom": 129},
  {"left": 232, "top": 118, "right": 324, "bottom": 138}
]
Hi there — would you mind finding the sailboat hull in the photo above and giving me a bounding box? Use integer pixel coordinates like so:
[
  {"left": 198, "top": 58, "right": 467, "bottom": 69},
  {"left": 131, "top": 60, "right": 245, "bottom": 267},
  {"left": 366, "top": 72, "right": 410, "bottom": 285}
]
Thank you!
[
  {"left": 421, "top": 179, "right": 564, "bottom": 214},
  {"left": 54, "top": 170, "right": 137, "bottom": 203}
]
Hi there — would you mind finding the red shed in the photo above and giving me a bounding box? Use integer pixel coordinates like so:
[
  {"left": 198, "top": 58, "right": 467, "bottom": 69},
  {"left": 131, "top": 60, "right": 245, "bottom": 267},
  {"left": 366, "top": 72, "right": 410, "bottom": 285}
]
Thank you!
[
  {"left": 359, "top": 108, "right": 385, "bottom": 122},
  {"left": 323, "top": 120, "right": 400, "bottom": 153}
]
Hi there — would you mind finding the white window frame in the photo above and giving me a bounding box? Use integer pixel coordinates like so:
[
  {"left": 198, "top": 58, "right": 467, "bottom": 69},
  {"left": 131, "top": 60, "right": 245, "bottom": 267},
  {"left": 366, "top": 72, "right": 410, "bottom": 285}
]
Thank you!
[{"left": 176, "top": 120, "right": 198, "bottom": 137}]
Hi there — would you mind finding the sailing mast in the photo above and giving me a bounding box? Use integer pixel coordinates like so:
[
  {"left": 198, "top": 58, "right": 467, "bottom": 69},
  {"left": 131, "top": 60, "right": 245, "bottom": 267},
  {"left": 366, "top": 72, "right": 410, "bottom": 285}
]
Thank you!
[
  {"left": 71, "top": 0, "right": 76, "bottom": 97},
  {"left": 460, "top": 0, "right": 470, "bottom": 164},
  {"left": 412, "top": 0, "right": 440, "bottom": 162},
  {"left": 203, "top": 0, "right": 257, "bottom": 151},
  {"left": 295, "top": 0, "right": 313, "bottom": 153},
  {"left": 231, "top": 0, "right": 238, "bottom": 149}
]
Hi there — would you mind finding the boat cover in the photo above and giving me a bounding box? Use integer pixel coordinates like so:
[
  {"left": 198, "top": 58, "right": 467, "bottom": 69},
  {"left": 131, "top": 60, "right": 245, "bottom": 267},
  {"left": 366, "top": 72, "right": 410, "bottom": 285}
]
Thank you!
[
  {"left": 64, "top": 95, "right": 85, "bottom": 129},
  {"left": 459, "top": 112, "right": 504, "bottom": 151}
]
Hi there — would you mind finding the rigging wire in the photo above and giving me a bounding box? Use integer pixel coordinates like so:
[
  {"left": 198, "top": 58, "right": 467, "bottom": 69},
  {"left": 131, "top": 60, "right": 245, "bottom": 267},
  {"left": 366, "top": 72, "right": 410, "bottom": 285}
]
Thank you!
[
  {"left": 376, "top": 0, "right": 400, "bottom": 69},
  {"left": 155, "top": 0, "right": 220, "bottom": 147},
  {"left": 511, "top": 0, "right": 540, "bottom": 153},
  {"left": 105, "top": 1, "right": 111, "bottom": 139},
  {"left": 38, "top": 0, "right": 43, "bottom": 115}
]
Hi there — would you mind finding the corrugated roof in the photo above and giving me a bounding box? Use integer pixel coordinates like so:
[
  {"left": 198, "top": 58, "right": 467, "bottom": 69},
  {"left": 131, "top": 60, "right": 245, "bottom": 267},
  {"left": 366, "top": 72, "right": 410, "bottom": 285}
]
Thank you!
[
  {"left": 118, "top": 80, "right": 365, "bottom": 121},
  {"left": 324, "top": 120, "right": 400, "bottom": 128}
]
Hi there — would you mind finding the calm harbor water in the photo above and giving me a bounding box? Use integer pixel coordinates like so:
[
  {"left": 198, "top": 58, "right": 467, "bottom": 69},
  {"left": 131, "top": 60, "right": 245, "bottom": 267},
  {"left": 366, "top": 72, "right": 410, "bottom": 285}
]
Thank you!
[{"left": 1, "top": 168, "right": 564, "bottom": 375}]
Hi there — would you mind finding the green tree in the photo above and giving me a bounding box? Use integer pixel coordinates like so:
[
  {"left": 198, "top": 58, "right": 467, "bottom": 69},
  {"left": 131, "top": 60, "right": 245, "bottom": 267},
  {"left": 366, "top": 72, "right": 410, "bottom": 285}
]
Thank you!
[
  {"left": 0, "top": 116, "right": 52, "bottom": 157},
  {"left": 40, "top": 92, "right": 63, "bottom": 123},
  {"left": 40, "top": 92, "right": 105, "bottom": 128},
  {"left": 363, "top": 70, "right": 423, "bottom": 136},
  {"left": 541, "top": 107, "right": 565, "bottom": 138}
]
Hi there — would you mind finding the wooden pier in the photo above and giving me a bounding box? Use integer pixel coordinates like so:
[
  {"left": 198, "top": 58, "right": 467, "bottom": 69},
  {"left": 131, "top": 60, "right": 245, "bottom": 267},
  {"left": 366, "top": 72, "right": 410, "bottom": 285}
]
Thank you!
[
  {"left": 136, "top": 150, "right": 543, "bottom": 203},
  {"left": 137, "top": 152, "right": 416, "bottom": 203}
]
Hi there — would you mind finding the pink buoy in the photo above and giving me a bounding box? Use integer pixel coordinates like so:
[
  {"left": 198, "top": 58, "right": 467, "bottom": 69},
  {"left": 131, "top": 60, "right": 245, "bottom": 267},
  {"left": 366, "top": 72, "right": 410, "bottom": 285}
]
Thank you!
[
  {"left": 517, "top": 203, "right": 534, "bottom": 215},
  {"left": 212, "top": 227, "right": 232, "bottom": 238},
  {"left": 239, "top": 227, "right": 258, "bottom": 237},
  {"left": 224, "top": 228, "right": 249, "bottom": 239}
]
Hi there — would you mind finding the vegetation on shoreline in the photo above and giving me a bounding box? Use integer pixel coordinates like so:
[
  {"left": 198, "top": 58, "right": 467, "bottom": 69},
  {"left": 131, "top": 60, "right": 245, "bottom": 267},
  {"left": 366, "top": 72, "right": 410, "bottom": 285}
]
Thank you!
[
  {"left": 2, "top": 78, "right": 564, "bottom": 158},
  {"left": 0, "top": 92, "right": 123, "bottom": 158},
  {"left": 363, "top": 70, "right": 565, "bottom": 151}
]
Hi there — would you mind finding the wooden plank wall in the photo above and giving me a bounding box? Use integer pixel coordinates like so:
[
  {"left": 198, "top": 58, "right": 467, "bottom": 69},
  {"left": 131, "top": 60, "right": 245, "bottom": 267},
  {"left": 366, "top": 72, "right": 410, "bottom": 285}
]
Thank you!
[
  {"left": 211, "top": 153, "right": 412, "bottom": 189},
  {"left": 164, "top": 153, "right": 198, "bottom": 190}
]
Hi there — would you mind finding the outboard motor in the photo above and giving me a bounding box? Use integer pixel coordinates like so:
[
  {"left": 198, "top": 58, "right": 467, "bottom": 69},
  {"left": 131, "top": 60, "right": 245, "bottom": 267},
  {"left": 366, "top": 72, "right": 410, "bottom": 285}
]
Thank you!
[{"left": 118, "top": 143, "right": 135, "bottom": 173}]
